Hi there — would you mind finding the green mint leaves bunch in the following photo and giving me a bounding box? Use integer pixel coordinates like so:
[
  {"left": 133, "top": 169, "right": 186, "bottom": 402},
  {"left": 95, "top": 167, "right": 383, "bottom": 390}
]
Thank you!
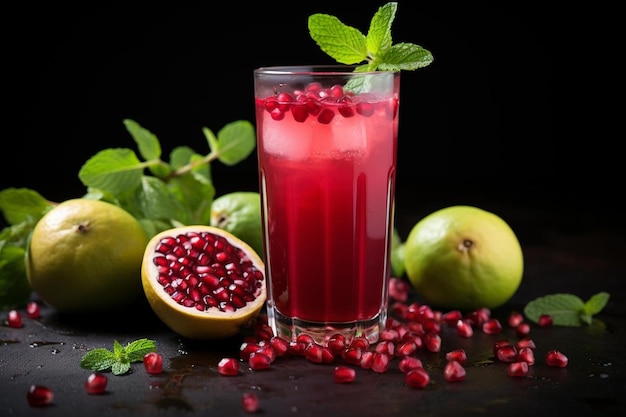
[
  {"left": 308, "top": 2, "right": 433, "bottom": 72},
  {"left": 524, "top": 292, "right": 610, "bottom": 326},
  {"left": 80, "top": 338, "right": 157, "bottom": 375}
]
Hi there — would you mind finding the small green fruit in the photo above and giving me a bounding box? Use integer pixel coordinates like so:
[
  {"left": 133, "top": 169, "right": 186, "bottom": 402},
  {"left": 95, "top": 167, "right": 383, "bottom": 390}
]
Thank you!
[
  {"left": 27, "top": 199, "right": 149, "bottom": 314},
  {"left": 404, "top": 205, "right": 523, "bottom": 311}
]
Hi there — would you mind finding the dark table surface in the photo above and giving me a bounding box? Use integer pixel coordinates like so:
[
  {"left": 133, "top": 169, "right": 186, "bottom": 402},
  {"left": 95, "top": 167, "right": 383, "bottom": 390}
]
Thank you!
[{"left": 2, "top": 185, "right": 625, "bottom": 417}]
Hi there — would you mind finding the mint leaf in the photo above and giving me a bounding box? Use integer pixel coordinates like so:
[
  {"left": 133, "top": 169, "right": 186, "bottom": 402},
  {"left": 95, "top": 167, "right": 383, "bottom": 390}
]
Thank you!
[
  {"left": 524, "top": 292, "right": 610, "bottom": 327},
  {"left": 378, "top": 42, "right": 434, "bottom": 71},
  {"left": 205, "top": 120, "right": 256, "bottom": 166},
  {"left": 80, "top": 348, "right": 117, "bottom": 372},
  {"left": 78, "top": 148, "right": 144, "bottom": 194},
  {"left": 308, "top": 14, "right": 367, "bottom": 65},
  {"left": 0, "top": 188, "right": 52, "bottom": 226},
  {"left": 366, "top": 1, "right": 396, "bottom": 58},
  {"left": 309, "top": 2, "right": 433, "bottom": 72},
  {"left": 123, "top": 119, "right": 162, "bottom": 161},
  {"left": 80, "top": 338, "right": 157, "bottom": 376},
  {"left": 126, "top": 338, "right": 158, "bottom": 362},
  {"left": 583, "top": 291, "right": 610, "bottom": 315}
]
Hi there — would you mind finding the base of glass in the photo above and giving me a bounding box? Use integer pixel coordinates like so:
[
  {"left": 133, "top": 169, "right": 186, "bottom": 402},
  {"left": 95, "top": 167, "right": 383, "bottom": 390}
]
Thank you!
[{"left": 267, "top": 304, "right": 387, "bottom": 346}]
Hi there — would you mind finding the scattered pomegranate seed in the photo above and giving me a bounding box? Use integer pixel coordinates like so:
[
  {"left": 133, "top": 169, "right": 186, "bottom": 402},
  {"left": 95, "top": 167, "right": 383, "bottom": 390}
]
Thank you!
[
  {"left": 405, "top": 367, "right": 430, "bottom": 388},
  {"left": 269, "top": 336, "right": 289, "bottom": 357},
  {"left": 26, "top": 301, "right": 41, "bottom": 319},
  {"left": 446, "top": 349, "right": 468, "bottom": 365},
  {"left": 375, "top": 340, "right": 395, "bottom": 356},
  {"left": 515, "top": 338, "right": 536, "bottom": 350},
  {"left": 349, "top": 336, "right": 370, "bottom": 350},
  {"left": 360, "top": 351, "right": 374, "bottom": 369},
  {"left": 507, "top": 311, "right": 524, "bottom": 327},
  {"left": 546, "top": 350, "right": 568, "bottom": 367},
  {"left": 248, "top": 352, "right": 271, "bottom": 370},
  {"left": 442, "top": 310, "right": 463, "bottom": 327},
  {"left": 538, "top": 314, "right": 553, "bottom": 328},
  {"left": 7, "top": 309, "right": 23, "bottom": 328},
  {"left": 396, "top": 340, "right": 418, "bottom": 358},
  {"left": 388, "top": 277, "right": 410, "bottom": 302},
  {"left": 327, "top": 333, "right": 347, "bottom": 355},
  {"left": 424, "top": 333, "right": 441, "bottom": 352},
  {"left": 496, "top": 345, "right": 518, "bottom": 363},
  {"left": 143, "top": 352, "right": 163, "bottom": 374},
  {"left": 517, "top": 347, "right": 535, "bottom": 365},
  {"left": 444, "top": 360, "right": 466, "bottom": 382},
  {"left": 516, "top": 322, "right": 531, "bottom": 337},
  {"left": 84, "top": 372, "right": 108, "bottom": 394},
  {"left": 27, "top": 385, "right": 53, "bottom": 407},
  {"left": 493, "top": 340, "right": 511, "bottom": 356},
  {"left": 456, "top": 320, "right": 474, "bottom": 338},
  {"left": 371, "top": 352, "right": 390, "bottom": 373},
  {"left": 217, "top": 358, "right": 240, "bottom": 376},
  {"left": 304, "top": 343, "right": 325, "bottom": 363},
  {"left": 466, "top": 308, "right": 490, "bottom": 327},
  {"left": 341, "top": 347, "right": 363, "bottom": 365},
  {"left": 255, "top": 343, "right": 278, "bottom": 363},
  {"left": 254, "top": 323, "right": 274, "bottom": 340},
  {"left": 242, "top": 392, "right": 260, "bottom": 413},
  {"left": 398, "top": 357, "right": 423, "bottom": 373},
  {"left": 507, "top": 361, "right": 529, "bottom": 377},
  {"left": 240, "top": 342, "right": 261, "bottom": 361},
  {"left": 482, "top": 318, "right": 503, "bottom": 335},
  {"left": 334, "top": 366, "right": 356, "bottom": 383}
]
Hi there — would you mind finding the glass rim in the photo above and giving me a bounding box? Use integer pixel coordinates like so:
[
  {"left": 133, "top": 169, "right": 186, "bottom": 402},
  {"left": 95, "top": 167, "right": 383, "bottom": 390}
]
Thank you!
[{"left": 254, "top": 65, "right": 398, "bottom": 76}]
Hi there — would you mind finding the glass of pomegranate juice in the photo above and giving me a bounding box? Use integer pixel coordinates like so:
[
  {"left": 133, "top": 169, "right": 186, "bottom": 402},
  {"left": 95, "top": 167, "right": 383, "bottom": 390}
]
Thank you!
[{"left": 254, "top": 66, "right": 400, "bottom": 344}]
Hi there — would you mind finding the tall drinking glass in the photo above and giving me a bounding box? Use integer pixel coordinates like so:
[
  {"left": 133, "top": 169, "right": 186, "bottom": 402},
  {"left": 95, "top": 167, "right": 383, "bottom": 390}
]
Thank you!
[{"left": 254, "top": 66, "right": 400, "bottom": 345}]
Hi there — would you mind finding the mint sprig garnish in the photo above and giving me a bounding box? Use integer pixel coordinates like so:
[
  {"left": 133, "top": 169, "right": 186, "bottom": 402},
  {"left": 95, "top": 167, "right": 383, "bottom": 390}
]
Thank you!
[
  {"left": 308, "top": 2, "right": 433, "bottom": 72},
  {"left": 80, "top": 338, "right": 157, "bottom": 375},
  {"left": 523, "top": 292, "right": 610, "bottom": 326}
]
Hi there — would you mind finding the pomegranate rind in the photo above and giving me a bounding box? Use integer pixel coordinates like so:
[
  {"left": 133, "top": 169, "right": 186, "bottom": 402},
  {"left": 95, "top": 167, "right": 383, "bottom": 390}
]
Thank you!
[{"left": 141, "top": 225, "right": 266, "bottom": 340}]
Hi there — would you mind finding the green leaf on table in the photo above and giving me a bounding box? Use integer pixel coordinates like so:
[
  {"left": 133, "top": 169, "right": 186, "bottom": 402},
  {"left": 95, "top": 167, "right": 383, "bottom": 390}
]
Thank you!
[
  {"left": 80, "top": 338, "right": 156, "bottom": 376},
  {"left": 523, "top": 292, "right": 610, "bottom": 327},
  {"left": 78, "top": 148, "right": 144, "bottom": 194}
]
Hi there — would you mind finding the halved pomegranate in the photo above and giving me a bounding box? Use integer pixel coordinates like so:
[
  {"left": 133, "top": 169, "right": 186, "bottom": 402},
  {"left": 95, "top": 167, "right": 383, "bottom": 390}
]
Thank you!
[{"left": 141, "top": 225, "right": 266, "bottom": 340}]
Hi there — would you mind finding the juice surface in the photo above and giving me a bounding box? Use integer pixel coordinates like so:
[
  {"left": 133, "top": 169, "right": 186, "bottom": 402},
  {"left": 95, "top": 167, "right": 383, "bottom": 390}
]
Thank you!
[{"left": 256, "top": 93, "right": 398, "bottom": 323}]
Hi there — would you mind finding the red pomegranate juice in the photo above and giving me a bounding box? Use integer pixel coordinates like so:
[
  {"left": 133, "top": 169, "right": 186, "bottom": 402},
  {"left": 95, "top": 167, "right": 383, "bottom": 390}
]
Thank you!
[{"left": 254, "top": 67, "right": 400, "bottom": 343}]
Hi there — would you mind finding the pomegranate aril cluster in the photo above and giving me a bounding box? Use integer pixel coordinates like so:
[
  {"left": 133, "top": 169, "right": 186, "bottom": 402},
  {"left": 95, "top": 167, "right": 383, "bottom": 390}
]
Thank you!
[
  {"left": 259, "top": 81, "right": 397, "bottom": 124},
  {"left": 219, "top": 277, "right": 568, "bottom": 391},
  {"left": 152, "top": 231, "right": 264, "bottom": 313}
]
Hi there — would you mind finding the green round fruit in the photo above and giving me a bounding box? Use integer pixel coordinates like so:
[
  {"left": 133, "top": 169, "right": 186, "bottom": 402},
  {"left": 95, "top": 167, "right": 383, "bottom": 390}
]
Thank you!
[
  {"left": 26, "top": 199, "right": 149, "bottom": 314},
  {"left": 210, "top": 191, "right": 264, "bottom": 258},
  {"left": 404, "top": 205, "right": 523, "bottom": 311}
]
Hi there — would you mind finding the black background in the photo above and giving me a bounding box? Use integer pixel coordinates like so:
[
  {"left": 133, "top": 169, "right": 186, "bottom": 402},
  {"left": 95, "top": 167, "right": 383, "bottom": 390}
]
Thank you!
[{"left": 2, "top": 2, "right": 619, "bottom": 231}]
